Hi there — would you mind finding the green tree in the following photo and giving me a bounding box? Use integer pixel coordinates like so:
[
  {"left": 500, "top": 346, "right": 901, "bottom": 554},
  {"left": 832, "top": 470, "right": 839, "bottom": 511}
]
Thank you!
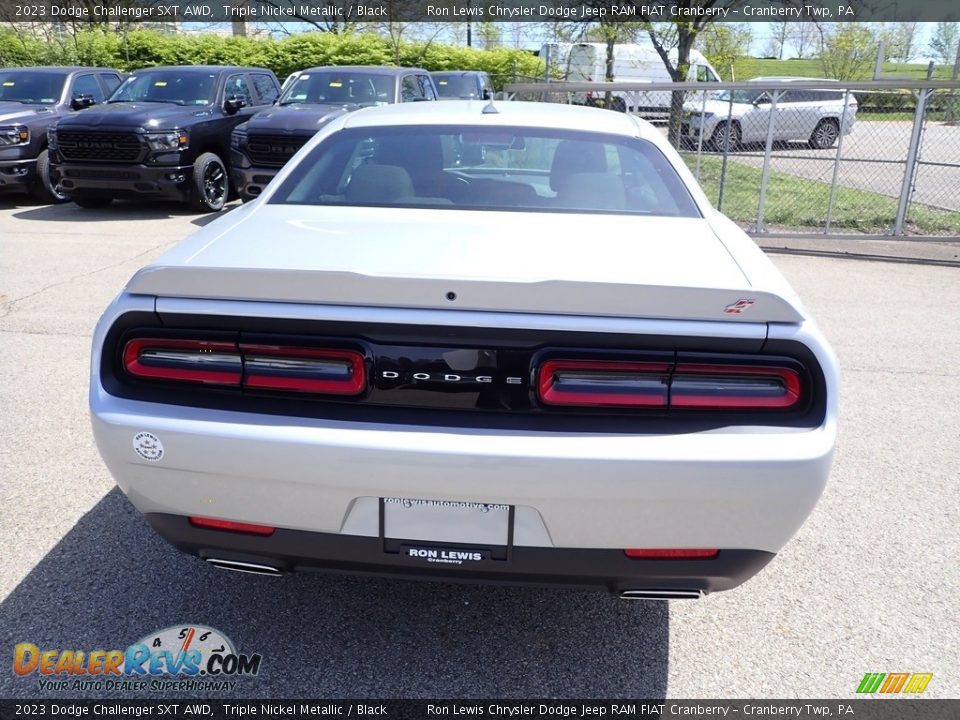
[
  {"left": 886, "top": 22, "right": 918, "bottom": 63},
  {"left": 929, "top": 22, "right": 960, "bottom": 67},
  {"left": 698, "top": 23, "right": 751, "bottom": 79},
  {"left": 818, "top": 23, "right": 877, "bottom": 80}
]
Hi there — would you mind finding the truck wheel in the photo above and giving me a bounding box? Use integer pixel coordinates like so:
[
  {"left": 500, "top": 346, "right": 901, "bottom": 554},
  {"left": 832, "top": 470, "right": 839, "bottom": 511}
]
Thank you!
[
  {"left": 191, "top": 152, "right": 228, "bottom": 212},
  {"left": 71, "top": 194, "right": 112, "bottom": 209},
  {"left": 32, "top": 150, "right": 70, "bottom": 204}
]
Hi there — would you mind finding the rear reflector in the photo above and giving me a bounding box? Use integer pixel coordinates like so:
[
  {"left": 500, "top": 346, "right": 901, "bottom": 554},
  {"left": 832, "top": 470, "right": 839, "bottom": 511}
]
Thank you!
[
  {"left": 123, "top": 338, "right": 241, "bottom": 386},
  {"left": 625, "top": 548, "right": 720, "bottom": 559},
  {"left": 240, "top": 345, "right": 365, "bottom": 395},
  {"left": 189, "top": 516, "right": 276, "bottom": 536},
  {"left": 671, "top": 363, "right": 801, "bottom": 409},
  {"left": 537, "top": 359, "right": 802, "bottom": 411},
  {"left": 538, "top": 359, "right": 670, "bottom": 407}
]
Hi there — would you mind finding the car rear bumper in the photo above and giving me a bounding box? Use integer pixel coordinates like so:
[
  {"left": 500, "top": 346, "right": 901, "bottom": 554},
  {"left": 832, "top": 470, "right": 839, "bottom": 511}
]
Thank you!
[
  {"left": 92, "top": 382, "right": 835, "bottom": 554},
  {"left": 147, "top": 512, "right": 775, "bottom": 595},
  {"left": 53, "top": 161, "right": 193, "bottom": 200}
]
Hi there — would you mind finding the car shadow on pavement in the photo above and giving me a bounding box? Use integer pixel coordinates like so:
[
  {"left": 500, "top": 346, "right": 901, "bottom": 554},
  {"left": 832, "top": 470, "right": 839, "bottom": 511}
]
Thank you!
[
  {"left": 9, "top": 201, "right": 238, "bottom": 223},
  {"left": 0, "top": 490, "right": 669, "bottom": 700}
]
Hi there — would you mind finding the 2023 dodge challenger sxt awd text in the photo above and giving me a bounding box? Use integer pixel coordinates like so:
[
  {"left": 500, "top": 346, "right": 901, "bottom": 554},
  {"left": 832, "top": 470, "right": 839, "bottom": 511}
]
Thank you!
[{"left": 90, "top": 101, "right": 838, "bottom": 599}]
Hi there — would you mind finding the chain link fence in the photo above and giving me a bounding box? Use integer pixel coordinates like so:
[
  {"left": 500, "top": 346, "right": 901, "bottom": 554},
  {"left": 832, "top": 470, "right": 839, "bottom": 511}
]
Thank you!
[{"left": 503, "top": 79, "right": 960, "bottom": 239}]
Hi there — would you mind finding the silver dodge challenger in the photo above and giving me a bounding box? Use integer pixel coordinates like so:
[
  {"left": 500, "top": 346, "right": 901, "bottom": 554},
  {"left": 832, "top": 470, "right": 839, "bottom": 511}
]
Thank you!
[{"left": 90, "top": 101, "right": 838, "bottom": 599}]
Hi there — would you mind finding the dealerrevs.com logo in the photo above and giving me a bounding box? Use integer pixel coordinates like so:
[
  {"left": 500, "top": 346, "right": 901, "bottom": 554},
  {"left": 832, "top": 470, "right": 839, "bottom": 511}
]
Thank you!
[{"left": 13, "top": 625, "right": 262, "bottom": 692}]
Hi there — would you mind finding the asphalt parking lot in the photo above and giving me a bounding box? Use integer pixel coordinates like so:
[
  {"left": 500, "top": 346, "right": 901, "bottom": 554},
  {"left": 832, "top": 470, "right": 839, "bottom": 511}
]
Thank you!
[{"left": 1, "top": 198, "right": 958, "bottom": 699}]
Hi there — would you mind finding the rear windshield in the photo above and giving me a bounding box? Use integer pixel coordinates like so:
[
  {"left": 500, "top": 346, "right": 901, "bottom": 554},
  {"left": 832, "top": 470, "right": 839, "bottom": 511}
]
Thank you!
[
  {"left": 434, "top": 75, "right": 482, "bottom": 99},
  {"left": 0, "top": 71, "right": 66, "bottom": 105},
  {"left": 279, "top": 72, "right": 395, "bottom": 107},
  {"left": 108, "top": 72, "right": 217, "bottom": 106},
  {"left": 270, "top": 126, "right": 701, "bottom": 217}
]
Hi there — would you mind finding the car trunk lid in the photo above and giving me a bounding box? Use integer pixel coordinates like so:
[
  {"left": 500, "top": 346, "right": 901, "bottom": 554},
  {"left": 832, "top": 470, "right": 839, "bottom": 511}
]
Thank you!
[{"left": 128, "top": 206, "right": 805, "bottom": 324}]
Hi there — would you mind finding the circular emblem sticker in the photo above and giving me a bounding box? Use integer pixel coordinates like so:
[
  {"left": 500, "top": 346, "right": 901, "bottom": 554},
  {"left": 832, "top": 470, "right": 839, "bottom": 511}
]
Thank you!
[{"left": 133, "top": 432, "right": 164, "bottom": 461}]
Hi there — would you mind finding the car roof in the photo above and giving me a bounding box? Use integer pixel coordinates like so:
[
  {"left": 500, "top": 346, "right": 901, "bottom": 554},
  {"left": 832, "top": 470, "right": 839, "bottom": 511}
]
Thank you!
[
  {"left": 431, "top": 71, "right": 488, "bottom": 76},
  {"left": 340, "top": 100, "right": 659, "bottom": 142},
  {"left": 129, "top": 66, "right": 269, "bottom": 74},
  {"left": 300, "top": 66, "right": 429, "bottom": 76},
  {"left": 0, "top": 66, "right": 112, "bottom": 74}
]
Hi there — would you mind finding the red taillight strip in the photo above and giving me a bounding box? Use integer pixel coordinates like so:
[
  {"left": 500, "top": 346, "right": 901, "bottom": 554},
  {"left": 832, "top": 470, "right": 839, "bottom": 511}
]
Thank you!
[
  {"left": 189, "top": 516, "right": 275, "bottom": 536},
  {"left": 123, "top": 338, "right": 242, "bottom": 386},
  {"left": 624, "top": 548, "right": 720, "bottom": 559},
  {"left": 240, "top": 345, "right": 366, "bottom": 395},
  {"left": 123, "top": 338, "right": 367, "bottom": 396},
  {"left": 538, "top": 359, "right": 671, "bottom": 407},
  {"left": 670, "top": 363, "right": 801, "bottom": 409}
]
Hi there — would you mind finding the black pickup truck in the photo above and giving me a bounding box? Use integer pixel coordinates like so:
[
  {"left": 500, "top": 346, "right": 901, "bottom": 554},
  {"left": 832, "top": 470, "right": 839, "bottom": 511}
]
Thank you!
[
  {"left": 0, "top": 66, "right": 124, "bottom": 203},
  {"left": 49, "top": 65, "right": 280, "bottom": 212},
  {"left": 230, "top": 66, "right": 437, "bottom": 201}
]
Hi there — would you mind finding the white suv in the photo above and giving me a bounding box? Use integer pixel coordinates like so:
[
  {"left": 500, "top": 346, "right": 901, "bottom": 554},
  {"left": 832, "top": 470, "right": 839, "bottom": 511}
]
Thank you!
[{"left": 683, "top": 77, "right": 858, "bottom": 150}]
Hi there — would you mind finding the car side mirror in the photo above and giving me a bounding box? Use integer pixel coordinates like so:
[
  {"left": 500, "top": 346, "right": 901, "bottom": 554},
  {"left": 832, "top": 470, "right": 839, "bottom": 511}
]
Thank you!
[
  {"left": 224, "top": 95, "right": 247, "bottom": 114},
  {"left": 71, "top": 94, "right": 96, "bottom": 110},
  {"left": 753, "top": 95, "right": 771, "bottom": 106},
  {"left": 482, "top": 89, "right": 492, "bottom": 100}
]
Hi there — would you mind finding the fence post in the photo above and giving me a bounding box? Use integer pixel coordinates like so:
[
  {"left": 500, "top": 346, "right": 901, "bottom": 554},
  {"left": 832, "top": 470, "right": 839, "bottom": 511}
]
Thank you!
[
  {"left": 825, "top": 89, "right": 851, "bottom": 234},
  {"left": 716, "top": 92, "right": 735, "bottom": 211},
  {"left": 755, "top": 89, "right": 781, "bottom": 233},
  {"left": 694, "top": 89, "right": 707, "bottom": 181},
  {"left": 894, "top": 88, "right": 929, "bottom": 235}
]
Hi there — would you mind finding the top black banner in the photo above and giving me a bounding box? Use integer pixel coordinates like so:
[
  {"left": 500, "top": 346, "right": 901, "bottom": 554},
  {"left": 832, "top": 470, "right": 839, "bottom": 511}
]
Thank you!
[
  {"left": 0, "top": 701, "right": 958, "bottom": 720},
  {"left": 3, "top": 0, "right": 960, "bottom": 24}
]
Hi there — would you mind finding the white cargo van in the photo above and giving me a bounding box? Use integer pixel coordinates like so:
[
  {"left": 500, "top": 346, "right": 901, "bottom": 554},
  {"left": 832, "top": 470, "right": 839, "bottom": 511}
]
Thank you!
[{"left": 540, "top": 42, "right": 721, "bottom": 117}]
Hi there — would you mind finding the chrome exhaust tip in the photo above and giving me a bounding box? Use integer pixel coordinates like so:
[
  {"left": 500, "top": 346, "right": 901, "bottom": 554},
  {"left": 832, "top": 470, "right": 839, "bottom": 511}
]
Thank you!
[
  {"left": 619, "top": 589, "right": 703, "bottom": 600},
  {"left": 206, "top": 558, "right": 283, "bottom": 576}
]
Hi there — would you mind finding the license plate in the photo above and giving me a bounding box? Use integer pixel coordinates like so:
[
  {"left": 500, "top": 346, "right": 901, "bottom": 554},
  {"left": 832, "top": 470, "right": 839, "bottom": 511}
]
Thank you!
[{"left": 382, "top": 497, "right": 510, "bottom": 546}]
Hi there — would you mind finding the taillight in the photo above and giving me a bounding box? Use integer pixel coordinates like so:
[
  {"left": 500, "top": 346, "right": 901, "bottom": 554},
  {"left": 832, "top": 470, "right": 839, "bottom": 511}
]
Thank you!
[
  {"left": 123, "top": 338, "right": 241, "bottom": 386},
  {"left": 189, "top": 516, "right": 275, "bottom": 536},
  {"left": 241, "top": 345, "right": 365, "bottom": 395},
  {"left": 538, "top": 359, "right": 670, "bottom": 407},
  {"left": 537, "top": 358, "right": 803, "bottom": 411},
  {"left": 671, "top": 363, "right": 801, "bottom": 409},
  {"left": 625, "top": 548, "right": 719, "bottom": 559},
  {"left": 122, "top": 337, "right": 366, "bottom": 396}
]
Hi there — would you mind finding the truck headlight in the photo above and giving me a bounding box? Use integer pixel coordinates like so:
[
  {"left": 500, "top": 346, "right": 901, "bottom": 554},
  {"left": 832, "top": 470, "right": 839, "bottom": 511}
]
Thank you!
[
  {"left": 230, "top": 130, "right": 246, "bottom": 150},
  {"left": 46, "top": 126, "right": 57, "bottom": 145},
  {"left": 144, "top": 130, "right": 188, "bottom": 152},
  {"left": 0, "top": 126, "right": 30, "bottom": 146}
]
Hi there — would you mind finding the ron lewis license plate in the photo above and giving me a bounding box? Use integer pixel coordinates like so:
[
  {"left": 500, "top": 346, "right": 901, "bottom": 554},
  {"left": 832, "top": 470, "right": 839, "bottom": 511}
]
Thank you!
[{"left": 382, "top": 497, "right": 510, "bottom": 546}]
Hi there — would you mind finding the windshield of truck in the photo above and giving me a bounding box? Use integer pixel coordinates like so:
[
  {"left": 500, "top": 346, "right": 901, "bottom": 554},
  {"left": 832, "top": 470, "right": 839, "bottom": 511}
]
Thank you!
[
  {"left": 279, "top": 72, "right": 395, "bottom": 107},
  {"left": 0, "top": 71, "right": 66, "bottom": 105},
  {"left": 108, "top": 72, "right": 217, "bottom": 106}
]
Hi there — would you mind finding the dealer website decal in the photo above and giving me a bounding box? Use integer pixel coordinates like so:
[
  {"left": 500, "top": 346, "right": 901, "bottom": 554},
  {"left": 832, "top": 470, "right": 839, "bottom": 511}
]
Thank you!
[{"left": 12, "top": 625, "right": 261, "bottom": 692}]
